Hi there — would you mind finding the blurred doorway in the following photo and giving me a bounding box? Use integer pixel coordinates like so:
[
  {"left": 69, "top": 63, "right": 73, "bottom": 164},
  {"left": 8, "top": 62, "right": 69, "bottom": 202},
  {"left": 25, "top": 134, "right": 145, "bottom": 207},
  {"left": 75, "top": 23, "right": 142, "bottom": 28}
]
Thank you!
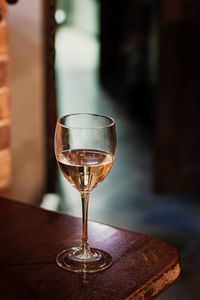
[
  {"left": 53, "top": 0, "right": 154, "bottom": 222},
  {"left": 52, "top": 0, "right": 200, "bottom": 216},
  {"left": 55, "top": 0, "right": 100, "bottom": 115}
]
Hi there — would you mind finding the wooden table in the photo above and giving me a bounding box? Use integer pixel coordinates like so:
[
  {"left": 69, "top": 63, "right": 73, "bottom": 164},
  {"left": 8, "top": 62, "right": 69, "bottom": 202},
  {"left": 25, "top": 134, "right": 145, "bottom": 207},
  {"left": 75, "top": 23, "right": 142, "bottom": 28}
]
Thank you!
[{"left": 0, "top": 198, "right": 180, "bottom": 299}]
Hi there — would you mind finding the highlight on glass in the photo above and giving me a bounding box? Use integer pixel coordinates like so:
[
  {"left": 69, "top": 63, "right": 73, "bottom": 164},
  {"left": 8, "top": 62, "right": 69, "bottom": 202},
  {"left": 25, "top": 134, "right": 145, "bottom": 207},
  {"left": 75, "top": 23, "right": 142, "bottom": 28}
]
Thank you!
[{"left": 54, "top": 113, "right": 117, "bottom": 273}]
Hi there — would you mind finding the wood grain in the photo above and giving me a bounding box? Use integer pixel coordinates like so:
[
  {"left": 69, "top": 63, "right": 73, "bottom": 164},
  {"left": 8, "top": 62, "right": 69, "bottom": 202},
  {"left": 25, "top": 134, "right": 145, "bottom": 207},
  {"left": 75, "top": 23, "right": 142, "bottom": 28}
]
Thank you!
[
  {"left": 43, "top": 0, "right": 57, "bottom": 193},
  {"left": 0, "top": 198, "right": 180, "bottom": 299}
]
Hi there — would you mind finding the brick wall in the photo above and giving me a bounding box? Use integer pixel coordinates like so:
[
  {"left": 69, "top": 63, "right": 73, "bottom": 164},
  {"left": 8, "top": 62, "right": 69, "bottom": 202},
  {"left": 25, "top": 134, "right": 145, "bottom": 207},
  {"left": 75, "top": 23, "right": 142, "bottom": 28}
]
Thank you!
[{"left": 0, "top": 0, "right": 11, "bottom": 197}]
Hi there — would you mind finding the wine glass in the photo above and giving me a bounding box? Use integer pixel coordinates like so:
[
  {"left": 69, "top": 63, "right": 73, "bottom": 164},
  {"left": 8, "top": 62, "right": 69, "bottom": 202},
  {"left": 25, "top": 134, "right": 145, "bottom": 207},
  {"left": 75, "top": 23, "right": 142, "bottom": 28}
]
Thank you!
[{"left": 54, "top": 113, "right": 116, "bottom": 273}]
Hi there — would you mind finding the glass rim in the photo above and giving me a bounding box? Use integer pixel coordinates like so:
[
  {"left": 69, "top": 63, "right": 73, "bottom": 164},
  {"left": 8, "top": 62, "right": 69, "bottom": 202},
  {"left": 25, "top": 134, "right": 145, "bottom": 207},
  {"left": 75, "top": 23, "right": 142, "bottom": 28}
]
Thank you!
[{"left": 57, "top": 113, "right": 115, "bottom": 129}]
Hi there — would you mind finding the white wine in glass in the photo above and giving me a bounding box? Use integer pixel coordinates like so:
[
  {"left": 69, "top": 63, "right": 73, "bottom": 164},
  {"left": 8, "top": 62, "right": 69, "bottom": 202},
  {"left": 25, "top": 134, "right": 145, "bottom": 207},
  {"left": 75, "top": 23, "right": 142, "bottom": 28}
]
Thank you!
[{"left": 54, "top": 113, "right": 116, "bottom": 273}]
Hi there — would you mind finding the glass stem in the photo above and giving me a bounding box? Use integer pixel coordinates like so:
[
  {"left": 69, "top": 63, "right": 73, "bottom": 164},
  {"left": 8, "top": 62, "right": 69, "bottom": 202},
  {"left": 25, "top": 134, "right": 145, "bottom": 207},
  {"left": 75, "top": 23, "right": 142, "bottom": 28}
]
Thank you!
[{"left": 80, "top": 192, "right": 91, "bottom": 258}]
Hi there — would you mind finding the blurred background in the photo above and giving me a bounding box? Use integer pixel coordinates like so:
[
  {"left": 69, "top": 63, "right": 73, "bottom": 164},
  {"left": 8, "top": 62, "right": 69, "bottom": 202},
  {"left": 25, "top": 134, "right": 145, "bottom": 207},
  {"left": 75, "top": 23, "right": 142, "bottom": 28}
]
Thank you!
[{"left": 3, "top": 0, "right": 200, "bottom": 299}]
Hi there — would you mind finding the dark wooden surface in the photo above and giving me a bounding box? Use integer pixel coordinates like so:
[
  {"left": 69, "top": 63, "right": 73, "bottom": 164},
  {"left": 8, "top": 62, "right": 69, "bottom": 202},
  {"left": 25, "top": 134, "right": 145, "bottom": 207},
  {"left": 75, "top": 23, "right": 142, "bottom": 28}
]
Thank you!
[{"left": 0, "top": 198, "right": 180, "bottom": 299}]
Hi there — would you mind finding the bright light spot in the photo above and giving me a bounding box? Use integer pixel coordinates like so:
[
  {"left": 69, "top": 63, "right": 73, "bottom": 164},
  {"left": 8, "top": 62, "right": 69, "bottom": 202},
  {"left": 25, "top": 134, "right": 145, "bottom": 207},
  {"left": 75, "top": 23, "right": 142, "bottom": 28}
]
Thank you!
[
  {"left": 55, "top": 9, "right": 66, "bottom": 25},
  {"left": 41, "top": 193, "right": 60, "bottom": 211}
]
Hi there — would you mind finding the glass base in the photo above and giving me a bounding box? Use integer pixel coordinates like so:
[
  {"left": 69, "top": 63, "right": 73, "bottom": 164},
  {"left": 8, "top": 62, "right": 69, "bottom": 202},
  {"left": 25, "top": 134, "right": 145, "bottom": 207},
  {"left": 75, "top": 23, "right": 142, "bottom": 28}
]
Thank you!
[{"left": 56, "top": 247, "right": 112, "bottom": 273}]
